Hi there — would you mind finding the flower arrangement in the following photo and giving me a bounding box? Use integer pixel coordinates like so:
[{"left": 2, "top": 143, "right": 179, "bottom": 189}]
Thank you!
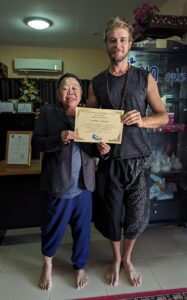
[
  {"left": 133, "top": 3, "right": 160, "bottom": 41},
  {"left": 19, "top": 78, "right": 42, "bottom": 107}
]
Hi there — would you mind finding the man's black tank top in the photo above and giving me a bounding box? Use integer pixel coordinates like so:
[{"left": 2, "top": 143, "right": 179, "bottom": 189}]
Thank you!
[{"left": 91, "top": 66, "right": 150, "bottom": 159}]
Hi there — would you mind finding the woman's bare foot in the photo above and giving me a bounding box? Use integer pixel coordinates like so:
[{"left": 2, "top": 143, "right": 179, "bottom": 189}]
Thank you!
[
  {"left": 39, "top": 261, "right": 53, "bottom": 291},
  {"left": 123, "top": 260, "right": 142, "bottom": 287},
  {"left": 75, "top": 269, "right": 88, "bottom": 290},
  {"left": 106, "top": 259, "right": 121, "bottom": 286}
]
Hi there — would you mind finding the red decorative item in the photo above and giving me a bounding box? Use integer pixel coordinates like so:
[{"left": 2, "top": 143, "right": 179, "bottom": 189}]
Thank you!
[
  {"left": 132, "top": 3, "right": 160, "bottom": 41},
  {"left": 162, "top": 123, "right": 186, "bottom": 132}
]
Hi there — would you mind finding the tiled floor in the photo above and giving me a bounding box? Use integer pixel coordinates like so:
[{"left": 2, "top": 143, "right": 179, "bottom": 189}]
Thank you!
[{"left": 0, "top": 224, "right": 187, "bottom": 300}]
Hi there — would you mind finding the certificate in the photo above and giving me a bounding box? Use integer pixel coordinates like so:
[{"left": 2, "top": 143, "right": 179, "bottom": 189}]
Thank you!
[
  {"left": 5, "top": 131, "right": 33, "bottom": 166},
  {"left": 75, "top": 107, "right": 124, "bottom": 144}
]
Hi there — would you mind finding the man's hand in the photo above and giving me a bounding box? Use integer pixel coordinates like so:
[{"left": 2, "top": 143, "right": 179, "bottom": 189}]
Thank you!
[
  {"left": 121, "top": 109, "right": 144, "bottom": 127},
  {"left": 97, "top": 142, "right": 111, "bottom": 156}
]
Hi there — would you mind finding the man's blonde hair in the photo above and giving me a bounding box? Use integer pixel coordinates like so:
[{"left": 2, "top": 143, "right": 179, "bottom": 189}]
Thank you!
[{"left": 104, "top": 17, "right": 134, "bottom": 42}]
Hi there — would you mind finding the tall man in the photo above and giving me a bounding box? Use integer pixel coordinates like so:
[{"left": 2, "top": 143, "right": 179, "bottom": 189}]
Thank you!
[{"left": 87, "top": 17, "right": 168, "bottom": 288}]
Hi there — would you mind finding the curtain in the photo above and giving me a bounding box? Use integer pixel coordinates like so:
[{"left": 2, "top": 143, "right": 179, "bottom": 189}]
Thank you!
[{"left": 0, "top": 78, "right": 90, "bottom": 104}]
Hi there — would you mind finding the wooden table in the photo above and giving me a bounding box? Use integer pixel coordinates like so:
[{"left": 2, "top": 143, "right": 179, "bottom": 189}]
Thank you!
[{"left": 0, "top": 159, "right": 41, "bottom": 176}]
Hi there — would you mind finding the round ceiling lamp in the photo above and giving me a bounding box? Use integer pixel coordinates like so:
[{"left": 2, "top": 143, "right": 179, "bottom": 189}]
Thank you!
[{"left": 24, "top": 17, "right": 53, "bottom": 30}]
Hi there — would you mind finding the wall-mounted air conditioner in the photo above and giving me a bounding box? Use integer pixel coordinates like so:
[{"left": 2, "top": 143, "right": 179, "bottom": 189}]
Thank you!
[{"left": 14, "top": 58, "right": 62, "bottom": 73}]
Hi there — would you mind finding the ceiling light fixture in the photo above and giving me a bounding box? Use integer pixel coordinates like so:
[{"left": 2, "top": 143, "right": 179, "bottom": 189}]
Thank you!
[{"left": 24, "top": 17, "right": 53, "bottom": 30}]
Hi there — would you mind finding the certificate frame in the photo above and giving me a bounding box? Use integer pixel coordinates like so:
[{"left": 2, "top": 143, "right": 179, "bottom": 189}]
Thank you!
[
  {"left": 5, "top": 131, "right": 33, "bottom": 167},
  {"left": 75, "top": 107, "right": 124, "bottom": 144},
  {"left": 0, "top": 101, "right": 14, "bottom": 113},
  {"left": 17, "top": 102, "right": 33, "bottom": 113}
]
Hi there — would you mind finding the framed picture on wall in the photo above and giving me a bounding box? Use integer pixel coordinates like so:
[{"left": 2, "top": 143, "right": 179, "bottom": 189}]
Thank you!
[{"left": 5, "top": 131, "right": 33, "bottom": 166}]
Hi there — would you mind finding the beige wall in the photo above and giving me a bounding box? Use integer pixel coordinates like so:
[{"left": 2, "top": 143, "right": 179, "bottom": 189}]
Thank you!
[
  {"left": 1, "top": 0, "right": 187, "bottom": 79},
  {"left": 0, "top": 46, "right": 109, "bottom": 80},
  {"left": 160, "top": 0, "right": 187, "bottom": 15}
]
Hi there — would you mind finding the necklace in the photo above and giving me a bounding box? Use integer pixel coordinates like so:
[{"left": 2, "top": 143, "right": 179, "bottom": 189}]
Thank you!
[{"left": 106, "top": 64, "right": 130, "bottom": 110}]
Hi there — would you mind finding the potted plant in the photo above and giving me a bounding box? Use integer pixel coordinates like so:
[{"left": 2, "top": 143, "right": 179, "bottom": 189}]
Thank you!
[
  {"left": 19, "top": 78, "right": 42, "bottom": 111},
  {"left": 133, "top": 3, "right": 160, "bottom": 41}
]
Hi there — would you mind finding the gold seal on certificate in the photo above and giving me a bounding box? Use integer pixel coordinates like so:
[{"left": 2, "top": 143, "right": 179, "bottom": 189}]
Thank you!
[{"left": 75, "top": 107, "right": 124, "bottom": 144}]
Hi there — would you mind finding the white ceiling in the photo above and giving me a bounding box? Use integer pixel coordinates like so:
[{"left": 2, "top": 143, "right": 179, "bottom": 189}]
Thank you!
[{"left": 0, "top": 0, "right": 167, "bottom": 49}]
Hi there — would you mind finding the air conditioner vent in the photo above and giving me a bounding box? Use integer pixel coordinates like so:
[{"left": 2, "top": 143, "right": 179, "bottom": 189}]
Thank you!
[{"left": 14, "top": 58, "right": 62, "bottom": 73}]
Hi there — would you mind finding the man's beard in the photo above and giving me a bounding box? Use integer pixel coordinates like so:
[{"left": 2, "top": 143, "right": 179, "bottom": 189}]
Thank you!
[{"left": 110, "top": 51, "right": 129, "bottom": 63}]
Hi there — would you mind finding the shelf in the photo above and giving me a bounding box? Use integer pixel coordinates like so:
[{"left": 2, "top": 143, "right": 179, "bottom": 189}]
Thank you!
[
  {"left": 162, "top": 124, "right": 187, "bottom": 132},
  {"left": 151, "top": 169, "right": 187, "bottom": 175},
  {"left": 166, "top": 99, "right": 187, "bottom": 103},
  {"left": 0, "top": 112, "right": 35, "bottom": 115},
  {"left": 148, "top": 15, "right": 187, "bottom": 38},
  {"left": 151, "top": 191, "right": 187, "bottom": 202},
  {"left": 148, "top": 124, "right": 187, "bottom": 133},
  {"left": 131, "top": 42, "right": 187, "bottom": 53},
  {"left": 131, "top": 47, "right": 177, "bottom": 53},
  {"left": 150, "top": 194, "right": 187, "bottom": 222}
]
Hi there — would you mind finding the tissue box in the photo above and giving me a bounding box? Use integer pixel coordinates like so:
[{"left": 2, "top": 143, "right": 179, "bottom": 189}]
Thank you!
[{"left": 0, "top": 63, "right": 8, "bottom": 79}]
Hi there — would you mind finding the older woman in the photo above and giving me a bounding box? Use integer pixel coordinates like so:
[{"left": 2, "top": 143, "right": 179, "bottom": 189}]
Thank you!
[{"left": 32, "top": 73, "right": 110, "bottom": 291}]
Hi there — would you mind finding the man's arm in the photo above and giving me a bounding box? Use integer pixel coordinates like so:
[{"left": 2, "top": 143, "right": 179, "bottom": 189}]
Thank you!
[
  {"left": 122, "top": 73, "right": 168, "bottom": 128},
  {"left": 143, "top": 73, "right": 168, "bottom": 128},
  {"left": 87, "top": 83, "right": 99, "bottom": 108}
]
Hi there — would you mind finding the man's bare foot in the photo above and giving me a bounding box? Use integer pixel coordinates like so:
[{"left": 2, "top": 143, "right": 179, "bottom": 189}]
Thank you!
[
  {"left": 106, "top": 260, "right": 121, "bottom": 286},
  {"left": 75, "top": 269, "right": 88, "bottom": 290},
  {"left": 39, "top": 262, "right": 53, "bottom": 291},
  {"left": 123, "top": 260, "right": 142, "bottom": 287}
]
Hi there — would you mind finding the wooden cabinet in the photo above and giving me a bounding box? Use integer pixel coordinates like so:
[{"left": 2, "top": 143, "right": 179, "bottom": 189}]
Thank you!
[
  {"left": 0, "top": 112, "right": 41, "bottom": 230},
  {"left": 0, "top": 160, "right": 41, "bottom": 229},
  {"left": 150, "top": 198, "right": 187, "bottom": 223}
]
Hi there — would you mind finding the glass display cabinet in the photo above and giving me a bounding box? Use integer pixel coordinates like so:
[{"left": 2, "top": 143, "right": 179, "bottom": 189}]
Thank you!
[{"left": 130, "top": 46, "right": 187, "bottom": 223}]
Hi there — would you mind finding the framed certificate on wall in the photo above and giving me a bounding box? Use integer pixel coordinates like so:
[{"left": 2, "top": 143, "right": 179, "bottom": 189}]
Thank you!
[{"left": 5, "top": 131, "right": 33, "bottom": 166}]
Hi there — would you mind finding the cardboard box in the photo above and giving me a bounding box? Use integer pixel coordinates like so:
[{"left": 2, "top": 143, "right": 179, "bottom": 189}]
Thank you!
[
  {"left": 0, "top": 63, "right": 8, "bottom": 79},
  {"left": 156, "top": 39, "right": 167, "bottom": 48}
]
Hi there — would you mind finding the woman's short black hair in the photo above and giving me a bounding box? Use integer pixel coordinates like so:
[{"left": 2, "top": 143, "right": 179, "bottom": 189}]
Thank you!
[{"left": 57, "top": 73, "right": 82, "bottom": 90}]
